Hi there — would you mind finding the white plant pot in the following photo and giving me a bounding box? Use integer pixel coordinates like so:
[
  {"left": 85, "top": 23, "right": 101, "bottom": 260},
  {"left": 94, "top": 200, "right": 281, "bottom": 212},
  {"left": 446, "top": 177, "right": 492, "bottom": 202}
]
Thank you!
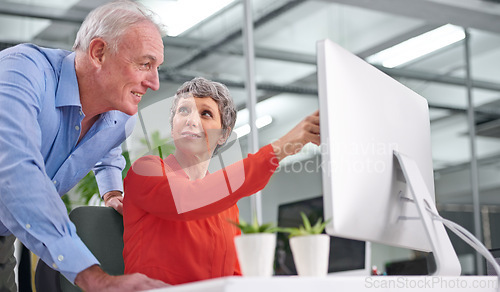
[
  {"left": 234, "top": 233, "right": 276, "bottom": 277},
  {"left": 290, "top": 234, "right": 330, "bottom": 276}
]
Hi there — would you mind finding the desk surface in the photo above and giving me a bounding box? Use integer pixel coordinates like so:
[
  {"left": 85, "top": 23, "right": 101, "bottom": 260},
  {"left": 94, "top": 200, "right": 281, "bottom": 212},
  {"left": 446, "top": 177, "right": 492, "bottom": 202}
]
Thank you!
[{"left": 148, "top": 276, "right": 499, "bottom": 292}]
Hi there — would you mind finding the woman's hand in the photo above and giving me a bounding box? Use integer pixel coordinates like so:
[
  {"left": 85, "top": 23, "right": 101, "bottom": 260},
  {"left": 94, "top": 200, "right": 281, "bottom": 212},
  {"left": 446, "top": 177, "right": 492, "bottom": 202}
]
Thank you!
[{"left": 271, "top": 110, "right": 320, "bottom": 162}]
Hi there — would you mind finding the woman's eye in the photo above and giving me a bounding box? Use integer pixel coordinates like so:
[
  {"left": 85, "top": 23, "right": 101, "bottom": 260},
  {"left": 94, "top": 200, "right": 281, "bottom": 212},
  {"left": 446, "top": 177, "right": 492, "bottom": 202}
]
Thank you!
[
  {"left": 201, "top": 111, "right": 213, "bottom": 118},
  {"left": 178, "top": 107, "right": 188, "bottom": 114}
]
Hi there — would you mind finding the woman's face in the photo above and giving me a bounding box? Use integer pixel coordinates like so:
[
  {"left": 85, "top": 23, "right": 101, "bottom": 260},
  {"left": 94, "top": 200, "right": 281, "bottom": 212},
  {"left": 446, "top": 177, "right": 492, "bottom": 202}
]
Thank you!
[{"left": 171, "top": 96, "right": 225, "bottom": 158}]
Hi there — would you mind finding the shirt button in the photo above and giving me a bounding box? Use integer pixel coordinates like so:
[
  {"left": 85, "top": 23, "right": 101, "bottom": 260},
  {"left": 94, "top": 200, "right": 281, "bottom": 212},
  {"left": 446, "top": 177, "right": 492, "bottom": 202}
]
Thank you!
[
  {"left": 53, "top": 180, "right": 57, "bottom": 184},
  {"left": 58, "top": 255, "right": 64, "bottom": 262},
  {"left": 79, "top": 111, "right": 83, "bottom": 116},
  {"left": 25, "top": 224, "right": 31, "bottom": 229},
  {"left": 52, "top": 263, "right": 58, "bottom": 269},
  {"left": 75, "top": 125, "right": 80, "bottom": 131}
]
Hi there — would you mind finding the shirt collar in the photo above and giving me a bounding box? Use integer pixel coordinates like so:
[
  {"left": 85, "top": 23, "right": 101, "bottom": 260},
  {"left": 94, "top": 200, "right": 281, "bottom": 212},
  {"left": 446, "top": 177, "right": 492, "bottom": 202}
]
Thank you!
[{"left": 55, "top": 52, "right": 81, "bottom": 108}]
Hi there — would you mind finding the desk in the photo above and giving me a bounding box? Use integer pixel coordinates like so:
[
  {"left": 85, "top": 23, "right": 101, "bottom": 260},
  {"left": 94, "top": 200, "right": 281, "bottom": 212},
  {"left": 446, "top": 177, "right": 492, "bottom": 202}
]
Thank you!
[{"left": 148, "top": 276, "right": 499, "bottom": 291}]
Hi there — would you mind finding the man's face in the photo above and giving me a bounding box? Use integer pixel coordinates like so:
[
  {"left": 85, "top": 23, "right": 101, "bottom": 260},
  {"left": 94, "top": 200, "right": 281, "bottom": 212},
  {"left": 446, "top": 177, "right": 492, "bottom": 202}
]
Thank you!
[{"left": 100, "top": 21, "right": 164, "bottom": 115}]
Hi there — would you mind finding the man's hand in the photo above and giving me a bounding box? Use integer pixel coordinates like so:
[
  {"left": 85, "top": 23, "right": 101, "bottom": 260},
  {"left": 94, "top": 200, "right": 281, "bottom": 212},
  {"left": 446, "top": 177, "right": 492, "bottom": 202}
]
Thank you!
[
  {"left": 271, "top": 110, "right": 320, "bottom": 161},
  {"left": 103, "top": 191, "right": 123, "bottom": 215},
  {"left": 75, "top": 265, "right": 169, "bottom": 292}
]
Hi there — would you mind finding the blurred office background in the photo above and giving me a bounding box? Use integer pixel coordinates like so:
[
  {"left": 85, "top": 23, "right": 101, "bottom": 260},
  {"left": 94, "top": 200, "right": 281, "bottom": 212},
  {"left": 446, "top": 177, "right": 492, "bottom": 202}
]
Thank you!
[{"left": 2, "top": 0, "right": 500, "bottom": 277}]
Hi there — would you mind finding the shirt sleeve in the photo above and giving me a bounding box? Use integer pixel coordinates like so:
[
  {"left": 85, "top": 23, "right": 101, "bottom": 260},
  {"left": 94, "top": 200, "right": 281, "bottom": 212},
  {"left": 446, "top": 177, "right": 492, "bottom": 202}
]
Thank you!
[
  {"left": 93, "top": 143, "right": 126, "bottom": 197},
  {"left": 123, "top": 144, "right": 279, "bottom": 221},
  {"left": 0, "top": 50, "right": 98, "bottom": 283}
]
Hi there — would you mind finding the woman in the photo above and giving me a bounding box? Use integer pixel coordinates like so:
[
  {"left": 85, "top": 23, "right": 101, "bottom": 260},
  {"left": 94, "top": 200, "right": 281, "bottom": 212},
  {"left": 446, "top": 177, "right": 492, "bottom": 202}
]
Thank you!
[{"left": 123, "top": 77, "right": 320, "bottom": 285}]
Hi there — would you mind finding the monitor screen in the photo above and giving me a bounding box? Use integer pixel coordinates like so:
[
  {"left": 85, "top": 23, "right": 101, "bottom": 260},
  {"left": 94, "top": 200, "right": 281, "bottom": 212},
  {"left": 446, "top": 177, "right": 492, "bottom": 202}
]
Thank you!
[
  {"left": 274, "top": 196, "right": 367, "bottom": 275},
  {"left": 317, "top": 39, "right": 437, "bottom": 252}
]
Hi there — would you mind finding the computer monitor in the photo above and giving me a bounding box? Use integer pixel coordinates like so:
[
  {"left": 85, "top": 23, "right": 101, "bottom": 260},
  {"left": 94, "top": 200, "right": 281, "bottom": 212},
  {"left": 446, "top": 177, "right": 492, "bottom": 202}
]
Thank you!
[
  {"left": 317, "top": 39, "right": 461, "bottom": 275},
  {"left": 275, "top": 196, "right": 369, "bottom": 276}
]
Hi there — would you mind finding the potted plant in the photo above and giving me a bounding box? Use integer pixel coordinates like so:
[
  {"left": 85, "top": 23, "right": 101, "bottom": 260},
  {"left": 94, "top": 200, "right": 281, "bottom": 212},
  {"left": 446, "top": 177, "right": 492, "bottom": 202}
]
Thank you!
[
  {"left": 280, "top": 212, "right": 331, "bottom": 277},
  {"left": 230, "top": 217, "right": 278, "bottom": 277}
]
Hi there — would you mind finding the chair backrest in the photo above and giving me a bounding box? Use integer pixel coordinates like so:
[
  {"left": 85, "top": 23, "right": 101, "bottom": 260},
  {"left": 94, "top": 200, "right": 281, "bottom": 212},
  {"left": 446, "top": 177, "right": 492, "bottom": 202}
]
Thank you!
[{"left": 59, "top": 206, "right": 125, "bottom": 291}]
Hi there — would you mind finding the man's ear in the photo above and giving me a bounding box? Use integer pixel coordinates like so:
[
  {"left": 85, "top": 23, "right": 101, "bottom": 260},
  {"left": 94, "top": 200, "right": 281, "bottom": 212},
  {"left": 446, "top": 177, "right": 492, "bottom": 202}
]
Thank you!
[
  {"left": 217, "top": 127, "right": 231, "bottom": 145},
  {"left": 88, "top": 38, "right": 107, "bottom": 66}
]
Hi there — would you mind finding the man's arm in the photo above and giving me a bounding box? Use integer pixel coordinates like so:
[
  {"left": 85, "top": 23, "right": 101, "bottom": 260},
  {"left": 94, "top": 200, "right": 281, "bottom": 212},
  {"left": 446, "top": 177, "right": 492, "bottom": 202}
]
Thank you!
[
  {"left": 94, "top": 143, "right": 126, "bottom": 214},
  {"left": 94, "top": 115, "right": 137, "bottom": 215},
  {"left": 0, "top": 46, "right": 103, "bottom": 283}
]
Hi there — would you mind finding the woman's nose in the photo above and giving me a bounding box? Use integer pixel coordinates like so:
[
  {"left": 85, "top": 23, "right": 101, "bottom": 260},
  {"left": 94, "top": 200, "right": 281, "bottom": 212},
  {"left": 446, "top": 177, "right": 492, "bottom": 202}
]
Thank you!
[{"left": 185, "top": 112, "right": 200, "bottom": 127}]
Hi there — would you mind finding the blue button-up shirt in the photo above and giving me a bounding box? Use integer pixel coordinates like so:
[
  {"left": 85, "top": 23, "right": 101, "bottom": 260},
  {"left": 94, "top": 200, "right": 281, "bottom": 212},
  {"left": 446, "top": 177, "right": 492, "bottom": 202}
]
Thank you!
[{"left": 0, "top": 44, "right": 136, "bottom": 282}]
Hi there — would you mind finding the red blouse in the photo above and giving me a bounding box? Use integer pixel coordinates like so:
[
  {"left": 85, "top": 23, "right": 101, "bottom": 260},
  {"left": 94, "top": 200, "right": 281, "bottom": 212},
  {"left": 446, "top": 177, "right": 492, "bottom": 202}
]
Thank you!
[{"left": 122, "top": 144, "right": 279, "bottom": 285}]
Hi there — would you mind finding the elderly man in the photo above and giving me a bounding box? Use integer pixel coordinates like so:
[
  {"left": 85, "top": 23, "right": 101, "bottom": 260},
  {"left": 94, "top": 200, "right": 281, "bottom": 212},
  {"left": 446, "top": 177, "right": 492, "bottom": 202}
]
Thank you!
[{"left": 0, "top": 0, "right": 168, "bottom": 290}]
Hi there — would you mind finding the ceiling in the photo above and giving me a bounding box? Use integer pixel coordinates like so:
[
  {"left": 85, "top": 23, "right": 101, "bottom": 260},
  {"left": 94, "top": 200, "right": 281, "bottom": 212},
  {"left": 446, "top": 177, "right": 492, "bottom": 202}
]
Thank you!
[{"left": 1, "top": 0, "right": 500, "bottom": 205}]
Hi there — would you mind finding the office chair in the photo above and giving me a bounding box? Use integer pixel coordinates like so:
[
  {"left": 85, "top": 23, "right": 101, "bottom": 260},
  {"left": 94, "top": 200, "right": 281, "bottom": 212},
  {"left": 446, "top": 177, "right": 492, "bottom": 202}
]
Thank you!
[{"left": 35, "top": 206, "right": 125, "bottom": 292}]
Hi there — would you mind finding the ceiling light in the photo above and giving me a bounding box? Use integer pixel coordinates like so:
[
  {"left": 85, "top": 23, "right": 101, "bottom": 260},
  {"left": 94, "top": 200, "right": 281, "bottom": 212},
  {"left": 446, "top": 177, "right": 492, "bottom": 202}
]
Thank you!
[
  {"left": 233, "top": 115, "right": 273, "bottom": 138},
  {"left": 366, "top": 24, "right": 465, "bottom": 68},
  {"left": 139, "top": 0, "right": 235, "bottom": 36}
]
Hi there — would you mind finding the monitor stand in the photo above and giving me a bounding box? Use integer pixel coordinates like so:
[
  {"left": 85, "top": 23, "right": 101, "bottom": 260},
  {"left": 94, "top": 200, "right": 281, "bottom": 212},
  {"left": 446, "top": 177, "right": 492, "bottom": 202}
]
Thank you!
[{"left": 394, "top": 150, "right": 461, "bottom": 276}]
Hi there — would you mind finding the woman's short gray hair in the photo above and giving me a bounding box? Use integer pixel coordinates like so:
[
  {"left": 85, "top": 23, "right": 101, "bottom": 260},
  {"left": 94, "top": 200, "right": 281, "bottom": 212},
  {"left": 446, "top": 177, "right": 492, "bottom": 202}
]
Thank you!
[
  {"left": 73, "top": 0, "right": 166, "bottom": 54},
  {"left": 171, "top": 77, "right": 237, "bottom": 152}
]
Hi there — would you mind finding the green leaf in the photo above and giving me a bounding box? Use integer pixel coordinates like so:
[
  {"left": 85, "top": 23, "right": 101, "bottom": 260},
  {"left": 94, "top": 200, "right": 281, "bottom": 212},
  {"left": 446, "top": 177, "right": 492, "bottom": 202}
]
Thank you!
[
  {"left": 310, "top": 217, "right": 326, "bottom": 234},
  {"left": 74, "top": 171, "right": 99, "bottom": 205},
  {"left": 300, "top": 212, "right": 311, "bottom": 230},
  {"left": 61, "top": 194, "right": 72, "bottom": 213},
  {"left": 228, "top": 218, "right": 278, "bottom": 234},
  {"left": 279, "top": 212, "right": 332, "bottom": 238},
  {"left": 121, "top": 150, "right": 132, "bottom": 179}
]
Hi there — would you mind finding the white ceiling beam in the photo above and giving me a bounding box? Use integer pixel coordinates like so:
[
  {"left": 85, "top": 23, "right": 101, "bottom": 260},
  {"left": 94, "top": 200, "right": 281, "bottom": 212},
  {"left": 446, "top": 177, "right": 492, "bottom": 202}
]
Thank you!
[
  {"left": 0, "top": 2, "right": 87, "bottom": 23},
  {"left": 316, "top": 0, "right": 500, "bottom": 34}
]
